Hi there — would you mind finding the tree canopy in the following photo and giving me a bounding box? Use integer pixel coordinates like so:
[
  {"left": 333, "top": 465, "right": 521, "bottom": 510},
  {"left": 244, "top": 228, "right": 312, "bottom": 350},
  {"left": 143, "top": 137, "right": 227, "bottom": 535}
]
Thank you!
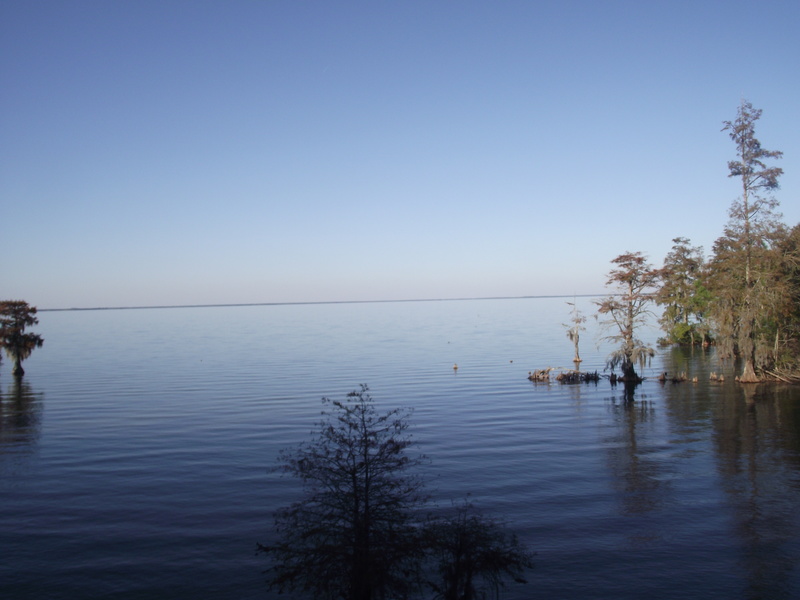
[
  {"left": 596, "top": 252, "right": 659, "bottom": 384},
  {"left": 258, "top": 386, "right": 535, "bottom": 600},
  {"left": 259, "top": 386, "right": 427, "bottom": 599},
  {"left": 655, "top": 237, "right": 709, "bottom": 346},
  {"left": 645, "top": 100, "right": 797, "bottom": 382},
  {"left": 564, "top": 301, "right": 586, "bottom": 363},
  {"left": 712, "top": 100, "right": 784, "bottom": 381},
  {"left": 0, "top": 300, "right": 44, "bottom": 378}
]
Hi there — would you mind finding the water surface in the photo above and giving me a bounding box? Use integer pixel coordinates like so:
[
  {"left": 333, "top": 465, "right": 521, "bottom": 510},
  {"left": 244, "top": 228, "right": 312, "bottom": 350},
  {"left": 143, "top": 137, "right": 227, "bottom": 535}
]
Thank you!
[{"left": 1, "top": 298, "right": 799, "bottom": 599}]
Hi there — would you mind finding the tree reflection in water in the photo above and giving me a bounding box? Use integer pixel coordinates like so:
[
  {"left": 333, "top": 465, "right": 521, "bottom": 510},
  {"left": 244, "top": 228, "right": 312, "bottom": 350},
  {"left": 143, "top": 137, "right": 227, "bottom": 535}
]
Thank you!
[
  {"left": 714, "top": 383, "right": 800, "bottom": 600},
  {"left": 604, "top": 387, "right": 671, "bottom": 546},
  {"left": 0, "top": 379, "right": 43, "bottom": 474},
  {"left": 659, "top": 345, "right": 800, "bottom": 599}
]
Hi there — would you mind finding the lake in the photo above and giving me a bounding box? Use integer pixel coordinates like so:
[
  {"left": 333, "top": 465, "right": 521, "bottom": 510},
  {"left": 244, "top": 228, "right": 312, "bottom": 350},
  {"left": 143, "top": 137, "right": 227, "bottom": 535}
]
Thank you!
[{"left": 1, "top": 297, "right": 799, "bottom": 599}]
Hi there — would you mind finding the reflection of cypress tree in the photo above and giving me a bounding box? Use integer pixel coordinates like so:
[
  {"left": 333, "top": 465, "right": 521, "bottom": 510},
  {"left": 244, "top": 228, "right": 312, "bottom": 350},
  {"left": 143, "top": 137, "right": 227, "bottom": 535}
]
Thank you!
[
  {"left": 0, "top": 380, "right": 43, "bottom": 463},
  {"left": 604, "top": 396, "right": 668, "bottom": 520},
  {"left": 711, "top": 385, "right": 800, "bottom": 599},
  {"left": 659, "top": 344, "right": 732, "bottom": 392},
  {"left": 658, "top": 347, "right": 718, "bottom": 444}
]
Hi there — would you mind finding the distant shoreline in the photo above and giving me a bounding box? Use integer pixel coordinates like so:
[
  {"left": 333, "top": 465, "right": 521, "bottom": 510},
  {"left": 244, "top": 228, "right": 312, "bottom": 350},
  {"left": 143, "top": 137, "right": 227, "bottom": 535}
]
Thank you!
[{"left": 39, "top": 294, "right": 603, "bottom": 313}]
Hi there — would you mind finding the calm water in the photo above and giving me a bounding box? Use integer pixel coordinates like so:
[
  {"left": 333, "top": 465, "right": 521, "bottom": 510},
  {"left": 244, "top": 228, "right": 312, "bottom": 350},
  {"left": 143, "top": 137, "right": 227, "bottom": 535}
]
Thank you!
[{"left": 1, "top": 297, "right": 799, "bottom": 599}]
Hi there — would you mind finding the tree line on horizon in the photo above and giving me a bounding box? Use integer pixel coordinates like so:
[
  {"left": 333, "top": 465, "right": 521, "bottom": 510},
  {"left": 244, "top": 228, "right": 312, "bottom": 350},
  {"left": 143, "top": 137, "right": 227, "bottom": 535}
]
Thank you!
[{"left": 593, "top": 99, "right": 794, "bottom": 385}]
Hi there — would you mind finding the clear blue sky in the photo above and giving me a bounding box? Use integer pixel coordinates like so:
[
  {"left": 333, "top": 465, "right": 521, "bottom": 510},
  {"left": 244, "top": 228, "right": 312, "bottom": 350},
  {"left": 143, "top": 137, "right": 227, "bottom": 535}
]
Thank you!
[{"left": 2, "top": 0, "right": 798, "bottom": 309}]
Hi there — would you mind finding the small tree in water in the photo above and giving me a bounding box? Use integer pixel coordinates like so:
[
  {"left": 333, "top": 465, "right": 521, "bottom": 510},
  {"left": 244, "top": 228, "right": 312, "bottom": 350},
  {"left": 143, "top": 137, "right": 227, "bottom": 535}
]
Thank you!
[
  {"left": 596, "top": 252, "right": 659, "bottom": 384},
  {"left": 0, "top": 301, "right": 44, "bottom": 378},
  {"left": 258, "top": 385, "right": 427, "bottom": 600},
  {"left": 259, "top": 386, "right": 536, "bottom": 599},
  {"left": 564, "top": 300, "right": 586, "bottom": 363}
]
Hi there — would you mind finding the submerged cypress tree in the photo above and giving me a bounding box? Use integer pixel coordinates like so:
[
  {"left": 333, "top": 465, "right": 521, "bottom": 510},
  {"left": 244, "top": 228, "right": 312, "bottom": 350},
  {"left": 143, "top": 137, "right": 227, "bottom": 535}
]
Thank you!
[
  {"left": 596, "top": 252, "right": 659, "bottom": 384},
  {"left": 709, "top": 101, "right": 783, "bottom": 382},
  {"left": 0, "top": 300, "right": 44, "bottom": 378}
]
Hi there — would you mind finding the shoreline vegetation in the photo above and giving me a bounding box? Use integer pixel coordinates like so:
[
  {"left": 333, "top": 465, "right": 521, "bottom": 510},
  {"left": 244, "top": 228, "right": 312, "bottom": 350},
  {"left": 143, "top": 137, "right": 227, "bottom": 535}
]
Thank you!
[
  {"left": 528, "top": 100, "right": 795, "bottom": 386},
  {"left": 524, "top": 100, "right": 794, "bottom": 387}
]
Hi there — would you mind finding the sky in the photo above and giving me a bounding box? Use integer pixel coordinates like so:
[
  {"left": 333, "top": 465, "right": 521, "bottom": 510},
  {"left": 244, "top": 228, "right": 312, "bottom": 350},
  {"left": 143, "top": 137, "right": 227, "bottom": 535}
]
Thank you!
[{"left": 1, "top": 0, "right": 798, "bottom": 309}]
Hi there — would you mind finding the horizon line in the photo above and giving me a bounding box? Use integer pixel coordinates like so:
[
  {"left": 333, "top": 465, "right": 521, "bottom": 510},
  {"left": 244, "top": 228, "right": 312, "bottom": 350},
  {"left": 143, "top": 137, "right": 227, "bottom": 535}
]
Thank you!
[{"left": 39, "top": 293, "right": 605, "bottom": 312}]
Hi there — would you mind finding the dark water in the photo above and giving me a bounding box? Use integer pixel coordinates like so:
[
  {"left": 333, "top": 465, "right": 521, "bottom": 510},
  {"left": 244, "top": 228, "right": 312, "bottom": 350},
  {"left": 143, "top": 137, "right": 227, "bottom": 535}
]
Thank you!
[{"left": 1, "top": 298, "right": 799, "bottom": 599}]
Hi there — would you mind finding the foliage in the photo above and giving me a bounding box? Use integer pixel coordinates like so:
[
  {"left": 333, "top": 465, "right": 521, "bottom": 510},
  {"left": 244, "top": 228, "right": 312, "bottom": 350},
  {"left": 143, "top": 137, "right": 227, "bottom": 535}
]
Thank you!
[
  {"left": 706, "top": 223, "right": 789, "bottom": 373},
  {"left": 258, "top": 385, "right": 427, "bottom": 599},
  {"left": 646, "top": 101, "right": 799, "bottom": 381},
  {"left": 773, "top": 224, "right": 800, "bottom": 370},
  {"left": 596, "top": 252, "right": 659, "bottom": 383},
  {"left": 258, "top": 386, "right": 536, "bottom": 600},
  {"left": 655, "top": 237, "right": 709, "bottom": 345},
  {"left": 722, "top": 100, "right": 783, "bottom": 249},
  {"left": 706, "top": 100, "right": 784, "bottom": 382},
  {"left": 423, "top": 501, "right": 535, "bottom": 600},
  {"left": 0, "top": 300, "right": 44, "bottom": 377}
]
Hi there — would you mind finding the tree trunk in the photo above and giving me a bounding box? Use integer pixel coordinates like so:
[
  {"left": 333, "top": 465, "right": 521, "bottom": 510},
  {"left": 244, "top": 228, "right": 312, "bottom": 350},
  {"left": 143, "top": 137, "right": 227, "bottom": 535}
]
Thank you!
[
  {"left": 739, "top": 358, "right": 760, "bottom": 383},
  {"left": 12, "top": 359, "right": 24, "bottom": 377},
  {"left": 620, "top": 359, "right": 641, "bottom": 383}
]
